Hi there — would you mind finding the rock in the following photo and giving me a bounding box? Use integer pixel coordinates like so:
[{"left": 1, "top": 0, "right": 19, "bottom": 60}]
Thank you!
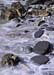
[
  {"left": 16, "top": 24, "right": 22, "bottom": 27},
  {"left": 9, "top": 9, "right": 18, "bottom": 20},
  {"left": 27, "top": 9, "right": 49, "bottom": 17},
  {"left": 33, "top": 41, "right": 50, "bottom": 54},
  {"left": 31, "top": 55, "right": 49, "bottom": 65},
  {"left": 24, "top": 30, "right": 29, "bottom": 33},
  {"left": 34, "top": 29, "right": 44, "bottom": 38},
  {"left": 24, "top": 46, "right": 33, "bottom": 53},
  {"left": 40, "top": 24, "right": 48, "bottom": 29},
  {"left": 38, "top": 20, "right": 45, "bottom": 26},
  {"left": 1, "top": 53, "right": 20, "bottom": 66},
  {"left": 29, "top": 19, "right": 35, "bottom": 22},
  {"left": 46, "top": 26, "right": 54, "bottom": 31},
  {"left": 11, "top": 2, "right": 26, "bottom": 18},
  {"left": 26, "top": 46, "right": 33, "bottom": 52},
  {"left": 26, "top": 0, "right": 51, "bottom": 5},
  {"left": 1, "top": 2, "right": 26, "bottom": 21}
]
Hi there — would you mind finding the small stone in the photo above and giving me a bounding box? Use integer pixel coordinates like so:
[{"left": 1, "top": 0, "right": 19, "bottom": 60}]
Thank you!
[
  {"left": 34, "top": 29, "right": 44, "bottom": 38},
  {"left": 27, "top": 46, "right": 33, "bottom": 52},
  {"left": 38, "top": 20, "right": 45, "bottom": 26},
  {"left": 29, "top": 19, "right": 35, "bottom": 22},
  {"left": 16, "top": 24, "right": 22, "bottom": 27}
]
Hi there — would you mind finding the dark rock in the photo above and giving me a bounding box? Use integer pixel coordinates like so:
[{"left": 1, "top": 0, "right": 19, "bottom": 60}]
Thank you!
[
  {"left": 40, "top": 24, "right": 48, "bottom": 29},
  {"left": 34, "top": 29, "right": 44, "bottom": 38},
  {"left": 24, "top": 30, "right": 29, "bottom": 33},
  {"left": 29, "top": 19, "right": 35, "bottom": 22},
  {"left": 33, "top": 41, "right": 50, "bottom": 54},
  {"left": 1, "top": 53, "right": 20, "bottom": 66},
  {"left": 38, "top": 20, "right": 45, "bottom": 26},
  {"left": 46, "top": 27, "right": 54, "bottom": 31},
  {"left": 16, "top": 24, "right": 22, "bottom": 27},
  {"left": 9, "top": 10, "right": 18, "bottom": 20},
  {"left": 48, "top": 12, "right": 52, "bottom": 16},
  {"left": 31, "top": 55, "right": 49, "bottom": 65},
  {"left": 26, "top": 0, "right": 51, "bottom": 5},
  {"left": 43, "top": 24, "right": 48, "bottom": 27}
]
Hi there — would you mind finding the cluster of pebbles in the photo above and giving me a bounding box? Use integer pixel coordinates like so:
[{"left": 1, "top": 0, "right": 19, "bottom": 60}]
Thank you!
[{"left": 0, "top": 0, "right": 54, "bottom": 75}]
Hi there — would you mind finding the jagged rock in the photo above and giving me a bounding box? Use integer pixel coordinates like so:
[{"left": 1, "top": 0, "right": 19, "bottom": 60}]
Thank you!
[
  {"left": 1, "top": 53, "right": 21, "bottom": 66},
  {"left": 1, "top": 2, "right": 26, "bottom": 21},
  {"left": 11, "top": 2, "right": 26, "bottom": 18},
  {"left": 27, "top": 9, "right": 49, "bottom": 17}
]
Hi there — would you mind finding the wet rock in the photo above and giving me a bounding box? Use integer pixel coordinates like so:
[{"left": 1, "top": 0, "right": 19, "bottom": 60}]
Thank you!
[
  {"left": 31, "top": 55, "right": 49, "bottom": 65},
  {"left": 26, "top": 0, "right": 51, "bottom": 5},
  {"left": 34, "top": 29, "right": 44, "bottom": 38},
  {"left": 23, "top": 46, "right": 33, "bottom": 53},
  {"left": 29, "top": 19, "right": 35, "bottom": 22},
  {"left": 27, "top": 8, "right": 49, "bottom": 17},
  {"left": 26, "top": 46, "right": 33, "bottom": 53},
  {"left": 46, "top": 26, "right": 54, "bottom": 31},
  {"left": 33, "top": 41, "right": 51, "bottom": 54},
  {"left": 1, "top": 2, "right": 26, "bottom": 21},
  {"left": 1, "top": 53, "right": 21, "bottom": 66},
  {"left": 38, "top": 20, "right": 46, "bottom": 26},
  {"left": 1, "top": 7, "right": 9, "bottom": 20},
  {"left": 40, "top": 24, "right": 48, "bottom": 29},
  {"left": 11, "top": 2, "right": 26, "bottom": 18},
  {"left": 24, "top": 30, "right": 29, "bottom": 33},
  {"left": 9, "top": 9, "right": 18, "bottom": 20},
  {"left": 16, "top": 24, "right": 22, "bottom": 27}
]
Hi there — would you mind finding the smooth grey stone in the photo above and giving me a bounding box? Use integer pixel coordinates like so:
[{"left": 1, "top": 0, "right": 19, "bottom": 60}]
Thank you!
[
  {"left": 38, "top": 20, "right": 45, "bottom": 26},
  {"left": 31, "top": 55, "right": 49, "bottom": 65},
  {"left": 33, "top": 41, "right": 50, "bottom": 54},
  {"left": 34, "top": 29, "right": 44, "bottom": 38}
]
